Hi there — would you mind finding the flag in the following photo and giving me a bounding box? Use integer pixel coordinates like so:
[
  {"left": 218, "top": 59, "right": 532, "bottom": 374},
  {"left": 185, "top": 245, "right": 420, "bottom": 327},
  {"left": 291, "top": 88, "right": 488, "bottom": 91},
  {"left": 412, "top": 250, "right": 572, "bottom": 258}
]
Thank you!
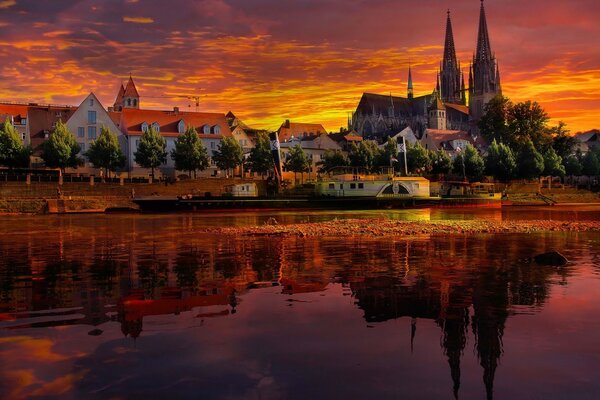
[{"left": 397, "top": 143, "right": 406, "bottom": 153}]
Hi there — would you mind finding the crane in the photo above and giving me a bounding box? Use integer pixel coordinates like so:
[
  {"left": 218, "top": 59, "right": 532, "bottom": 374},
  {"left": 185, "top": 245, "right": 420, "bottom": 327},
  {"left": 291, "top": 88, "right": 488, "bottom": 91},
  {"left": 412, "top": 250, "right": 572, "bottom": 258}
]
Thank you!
[{"left": 143, "top": 91, "right": 205, "bottom": 112}]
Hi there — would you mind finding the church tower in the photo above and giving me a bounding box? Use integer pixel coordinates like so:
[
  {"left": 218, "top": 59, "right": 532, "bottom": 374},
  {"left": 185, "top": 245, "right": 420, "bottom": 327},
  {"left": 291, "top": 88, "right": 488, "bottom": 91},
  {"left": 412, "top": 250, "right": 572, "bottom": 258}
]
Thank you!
[
  {"left": 122, "top": 76, "right": 140, "bottom": 110},
  {"left": 428, "top": 93, "right": 446, "bottom": 130},
  {"left": 407, "top": 65, "right": 414, "bottom": 100},
  {"left": 113, "top": 84, "right": 125, "bottom": 112},
  {"left": 440, "top": 10, "right": 463, "bottom": 105},
  {"left": 469, "top": 0, "right": 501, "bottom": 122}
]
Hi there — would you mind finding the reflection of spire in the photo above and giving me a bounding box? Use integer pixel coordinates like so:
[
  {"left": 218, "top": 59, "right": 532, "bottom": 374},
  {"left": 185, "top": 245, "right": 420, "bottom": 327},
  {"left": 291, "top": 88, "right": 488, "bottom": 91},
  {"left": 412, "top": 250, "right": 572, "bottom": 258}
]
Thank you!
[{"left": 411, "top": 317, "right": 417, "bottom": 353}]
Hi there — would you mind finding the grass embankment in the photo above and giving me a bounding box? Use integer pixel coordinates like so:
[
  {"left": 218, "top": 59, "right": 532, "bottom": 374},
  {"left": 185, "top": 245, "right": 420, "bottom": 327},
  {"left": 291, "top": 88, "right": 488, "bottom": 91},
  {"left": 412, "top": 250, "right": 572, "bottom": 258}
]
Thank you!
[{"left": 213, "top": 219, "right": 600, "bottom": 238}]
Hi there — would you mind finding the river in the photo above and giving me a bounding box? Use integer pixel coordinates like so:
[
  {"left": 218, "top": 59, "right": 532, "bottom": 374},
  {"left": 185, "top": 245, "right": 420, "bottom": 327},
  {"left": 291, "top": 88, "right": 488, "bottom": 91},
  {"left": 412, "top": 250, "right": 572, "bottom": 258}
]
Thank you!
[{"left": 1, "top": 208, "right": 599, "bottom": 399}]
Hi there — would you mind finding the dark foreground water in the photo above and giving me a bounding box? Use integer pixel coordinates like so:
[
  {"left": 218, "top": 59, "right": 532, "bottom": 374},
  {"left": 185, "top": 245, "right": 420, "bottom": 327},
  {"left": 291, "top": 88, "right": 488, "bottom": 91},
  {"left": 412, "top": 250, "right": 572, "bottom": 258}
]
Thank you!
[{"left": 1, "top": 208, "right": 600, "bottom": 400}]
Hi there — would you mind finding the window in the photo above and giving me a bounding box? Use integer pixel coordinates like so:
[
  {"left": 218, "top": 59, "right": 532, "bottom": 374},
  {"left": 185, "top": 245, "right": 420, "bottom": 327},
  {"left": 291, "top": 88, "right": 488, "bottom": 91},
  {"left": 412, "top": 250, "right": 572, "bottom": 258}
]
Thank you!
[
  {"left": 78, "top": 142, "right": 85, "bottom": 153},
  {"left": 350, "top": 183, "right": 356, "bottom": 189},
  {"left": 55, "top": 112, "right": 61, "bottom": 117},
  {"left": 141, "top": 122, "right": 148, "bottom": 133},
  {"left": 88, "top": 126, "right": 96, "bottom": 139},
  {"left": 213, "top": 125, "right": 221, "bottom": 134},
  {"left": 135, "top": 139, "right": 139, "bottom": 149},
  {"left": 177, "top": 120, "right": 185, "bottom": 134},
  {"left": 203, "top": 125, "right": 211, "bottom": 134},
  {"left": 358, "top": 183, "right": 364, "bottom": 189},
  {"left": 133, "top": 99, "right": 137, "bottom": 107},
  {"left": 88, "top": 111, "right": 96, "bottom": 124},
  {"left": 210, "top": 142, "right": 215, "bottom": 149},
  {"left": 89, "top": 98, "right": 94, "bottom": 107},
  {"left": 328, "top": 183, "right": 334, "bottom": 189},
  {"left": 127, "top": 99, "right": 131, "bottom": 106},
  {"left": 339, "top": 184, "right": 343, "bottom": 190},
  {"left": 151, "top": 122, "right": 160, "bottom": 133},
  {"left": 77, "top": 127, "right": 85, "bottom": 138},
  {"left": 21, "top": 118, "right": 27, "bottom": 125}
]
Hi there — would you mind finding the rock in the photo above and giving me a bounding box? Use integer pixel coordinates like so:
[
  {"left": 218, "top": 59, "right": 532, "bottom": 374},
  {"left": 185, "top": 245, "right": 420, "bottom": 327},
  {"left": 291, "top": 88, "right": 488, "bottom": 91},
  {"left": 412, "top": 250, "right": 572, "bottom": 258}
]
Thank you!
[{"left": 534, "top": 251, "right": 569, "bottom": 266}]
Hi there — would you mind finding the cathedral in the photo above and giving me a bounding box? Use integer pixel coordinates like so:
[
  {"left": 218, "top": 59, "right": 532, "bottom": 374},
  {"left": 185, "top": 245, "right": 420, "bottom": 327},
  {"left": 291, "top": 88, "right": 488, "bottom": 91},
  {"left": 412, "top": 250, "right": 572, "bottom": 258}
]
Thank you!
[{"left": 352, "top": 0, "right": 501, "bottom": 140}]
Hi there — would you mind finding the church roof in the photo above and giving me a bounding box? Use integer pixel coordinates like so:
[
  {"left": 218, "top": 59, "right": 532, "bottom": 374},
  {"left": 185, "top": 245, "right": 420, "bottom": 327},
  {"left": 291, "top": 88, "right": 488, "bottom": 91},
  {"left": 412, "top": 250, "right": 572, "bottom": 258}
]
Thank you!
[
  {"left": 444, "top": 10, "right": 458, "bottom": 67},
  {"left": 355, "top": 92, "right": 432, "bottom": 117},
  {"left": 429, "top": 96, "right": 445, "bottom": 111},
  {"left": 476, "top": 0, "right": 493, "bottom": 62},
  {"left": 114, "top": 84, "right": 125, "bottom": 105},
  {"left": 123, "top": 76, "right": 139, "bottom": 98},
  {"left": 444, "top": 103, "right": 469, "bottom": 115}
]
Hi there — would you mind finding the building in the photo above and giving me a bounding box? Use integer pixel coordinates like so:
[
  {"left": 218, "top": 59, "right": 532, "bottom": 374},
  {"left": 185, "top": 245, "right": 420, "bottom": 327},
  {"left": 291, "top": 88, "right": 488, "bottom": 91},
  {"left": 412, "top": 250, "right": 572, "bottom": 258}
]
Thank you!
[
  {"left": 280, "top": 133, "right": 342, "bottom": 179},
  {"left": 117, "top": 107, "right": 232, "bottom": 177},
  {"left": 277, "top": 119, "right": 328, "bottom": 142},
  {"left": 574, "top": 130, "right": 600, "bottom": 153},
  {"left": 27, "top": 104, "right": 77, "bottom": 164},
  {"left": 352, "top": 1, "right": 499, "bottom": 140},
  {"left": 420, "top": 128, "right": 486, "bottom": 158},
  {"left": 65, "top": 93, "right": 124, "bottom": 171},
  {"left": 0, "top": 103, "right": 28, "bottom": 144}
]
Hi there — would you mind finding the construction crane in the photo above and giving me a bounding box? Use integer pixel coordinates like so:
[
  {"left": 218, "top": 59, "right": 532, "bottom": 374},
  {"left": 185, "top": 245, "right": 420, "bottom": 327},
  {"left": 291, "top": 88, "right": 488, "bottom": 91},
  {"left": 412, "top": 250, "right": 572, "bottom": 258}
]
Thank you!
[{"left": 143, "top": 91, "right": 205, "bottom": 112}]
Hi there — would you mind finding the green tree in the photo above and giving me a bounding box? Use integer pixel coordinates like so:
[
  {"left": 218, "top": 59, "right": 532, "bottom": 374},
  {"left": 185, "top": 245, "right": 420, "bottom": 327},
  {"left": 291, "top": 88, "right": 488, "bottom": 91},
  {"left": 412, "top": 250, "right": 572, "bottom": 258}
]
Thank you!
[
  {"left": 406, "top": 142, "right": 430, "bottom": 175},
  {"left": 349, "top": 140, "right": 379, "bottom": 172},
  {"left": 542, "top": 147, "right": 566, "bottom": 177},
  {"left": 212, "top": 136, "right": 244, "bottom": 176},
  {"left": 376, "top": 137, "right": 399, "bottom": 169},
  {"left": 170, "top": 127, "right": 209, "bottom": 178},
  {"left": 41, "top": 120, "right": 81, "bottom": 173},
  {"left": 429, "top": 149, "right": 452, "bottom": 177},
  {"left": 317, "top": 149, "right": 349, "bottom": 173},
  {"left": 478, "top": 95, "right": 512, "bottom": 145},
  {"left": 517, "top": 140, "right": 545, "bottom": 179},
  {"left": 549, "top": 121, "right": 577, "bottom": 160},
  {"left": 485, "top": 139, "right": 517, "bottom": 182},
  {"left": 507, "top": 100, "right": 551, "bottom": 150},
  {"left": 134, "top": 125, "right": 167, "bottom": 179},
  {"left": 85, "top": 126, "right": 125, "bottom": 177},
  {"left": 0, "top": 118, "right": 30, "bottom": 168},
  {"left": 246, "top": 131, "right": 273, "bottom": 176},
  {"left": 285, "top": 144, "right": 311, "bottom": 183},
  {"left": 454, "top": 144, "right": 485, "bottom": 181},
  {"left": 581, "top": 152, "right": 600, "bottom": 176},
  {"left": 563, "top": 155, "right": 582, "bottom": 176}
]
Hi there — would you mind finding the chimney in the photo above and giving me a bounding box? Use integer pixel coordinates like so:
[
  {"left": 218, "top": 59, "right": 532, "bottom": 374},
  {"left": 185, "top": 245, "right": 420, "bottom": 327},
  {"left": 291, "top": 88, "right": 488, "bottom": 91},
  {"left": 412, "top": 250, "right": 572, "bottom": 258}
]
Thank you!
[
  {"left": 174, "top": 106, "right": 179, "bottom": 114},
  {"left": 285, "top": 119, "right": 290, "bottom": 128}
]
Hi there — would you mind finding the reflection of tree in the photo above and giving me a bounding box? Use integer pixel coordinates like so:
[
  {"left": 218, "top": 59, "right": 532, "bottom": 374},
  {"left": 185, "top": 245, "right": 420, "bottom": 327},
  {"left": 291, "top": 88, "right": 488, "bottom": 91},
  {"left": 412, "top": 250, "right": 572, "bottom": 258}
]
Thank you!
[
  {"left": 137, "top": 259, "right": 169, "bottom": 296},
  {"left": 174, "top": 246, "right": 209, "bottom": 290},
  {"left": 89, "top": 258, "right": 121, "bottom": 298}
]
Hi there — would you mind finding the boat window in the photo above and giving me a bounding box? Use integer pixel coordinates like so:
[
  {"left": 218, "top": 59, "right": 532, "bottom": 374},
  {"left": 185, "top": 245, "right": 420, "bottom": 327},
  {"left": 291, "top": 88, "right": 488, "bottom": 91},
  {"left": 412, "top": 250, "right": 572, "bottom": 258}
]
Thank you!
[
  {"left": 350, "top": 183, "right": 356, "bottom": 189},
  {"left": 328, "top": 183, "right": 334, "bottom": 189},
  {"left": 358, "top": 183, "right": 364, "bottom": 189},
  {"left": 339, "top": 184, "right": 343, "bottom": 190}
]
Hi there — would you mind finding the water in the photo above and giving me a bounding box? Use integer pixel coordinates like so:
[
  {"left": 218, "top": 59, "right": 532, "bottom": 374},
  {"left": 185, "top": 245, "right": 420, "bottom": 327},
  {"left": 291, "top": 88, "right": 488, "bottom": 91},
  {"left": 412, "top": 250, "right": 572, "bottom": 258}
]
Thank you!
[{"left": 1, "top": 209, "right": 600, "bottom": 400}]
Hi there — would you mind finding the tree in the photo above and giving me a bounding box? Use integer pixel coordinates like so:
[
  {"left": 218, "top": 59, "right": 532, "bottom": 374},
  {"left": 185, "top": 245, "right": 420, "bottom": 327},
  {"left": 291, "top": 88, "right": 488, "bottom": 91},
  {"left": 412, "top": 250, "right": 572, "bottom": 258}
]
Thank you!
[
  {"left": 212, "top": 136, "right": 244, "bottom": 176},
  {"left": 317, "top": 149, "right": 349, "bottom": 173},
  {"left": 376, "top": 138, "right": 399, "bottom": 169},
  {"left": 563, "top": 155, "right": 582, "bottom": 176},
  {"left": 478, "top": 95, "right": 512, "bottom": 145},
  {"left": 170, "top": 127, "right": 209, "bottom": 178},
  {"left": 285, "top": 144, "right": 311, "bottom": 183},
  {"left": 41, "top": 120, "right": 81, "bottom": 173},
  {"left": 134, "top": 125, "right": 167, "bottom": 179},
  {"left": 406, "top": 142, "right": 430, "bottom": 175},
  {"left": 454, "top": 143, "right": 485, "bottom": 181},
  {"left": 85, "top": 126, "right": 126, "bottom": 177},
  {"left": 507, "top": 100, "right": 551, "bottom": 150},
  {"left": 485, "top": 140, "right": 517, "bottom": 182},
  {"left": 581, "top": 152, "right": 600, "bottom": 176},
  {"left": 246, "top": 131, "right": 273, "bottom": 176},
  {"left": 549, "top": 121, "right": 577, "bottom": 160},
  {"left": 0, "top": 118, "right": 30, "bottom": 168},
  {"left": 543, "top": 147, "right": 566, "bottom": 177},
  {"left": 349, "top": 140, "right": 379, "bottom": 172},
  {"left": 429, "top": 149, "right": 452, "bottom": 177},
  {"left": 517, "top": 140, "right": 545, "bottom": 179}
]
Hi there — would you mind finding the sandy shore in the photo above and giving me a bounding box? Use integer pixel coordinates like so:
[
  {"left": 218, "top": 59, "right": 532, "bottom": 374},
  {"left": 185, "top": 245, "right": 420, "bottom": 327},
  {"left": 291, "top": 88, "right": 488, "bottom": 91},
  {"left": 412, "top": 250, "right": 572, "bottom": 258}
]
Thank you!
[{"left": 212, "top": 219, "right": 600, "bottom": 237}]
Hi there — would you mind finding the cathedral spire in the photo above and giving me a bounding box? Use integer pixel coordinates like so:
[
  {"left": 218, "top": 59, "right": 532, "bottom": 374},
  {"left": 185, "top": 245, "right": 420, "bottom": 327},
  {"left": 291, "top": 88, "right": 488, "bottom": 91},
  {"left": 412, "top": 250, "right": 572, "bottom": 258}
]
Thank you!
[
  {"left": 443, "top": 9, "right": 458, "bottom": 67},
  {"left": 407, "top": 64, "right": 414, "bottom": 99},
  {"left": 476, "top": 0, "right": 493, "bottom": 62}
]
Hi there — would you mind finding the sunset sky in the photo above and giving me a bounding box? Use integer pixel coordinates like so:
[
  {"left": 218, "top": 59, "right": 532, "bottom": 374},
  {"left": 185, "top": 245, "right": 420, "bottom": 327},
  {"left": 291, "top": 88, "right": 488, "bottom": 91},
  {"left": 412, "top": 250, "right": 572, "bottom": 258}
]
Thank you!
[{"left": 0, "top": 0, "right": 599, "bottom": 133}]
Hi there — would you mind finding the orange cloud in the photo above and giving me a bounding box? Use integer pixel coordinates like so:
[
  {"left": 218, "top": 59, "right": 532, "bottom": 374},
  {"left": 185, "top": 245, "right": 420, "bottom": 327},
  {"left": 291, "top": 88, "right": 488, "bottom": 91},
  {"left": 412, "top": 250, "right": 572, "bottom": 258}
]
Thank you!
[{"left": 123, "top": 16, "right": 154, "bottom": 24}]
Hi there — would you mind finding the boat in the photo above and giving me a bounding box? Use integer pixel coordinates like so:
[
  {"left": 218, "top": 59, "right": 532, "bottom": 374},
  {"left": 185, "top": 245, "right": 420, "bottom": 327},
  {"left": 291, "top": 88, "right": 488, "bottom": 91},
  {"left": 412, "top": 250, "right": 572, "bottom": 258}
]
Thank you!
[{"left": 437, "top": 181, "right": 503, "bottom": 208}]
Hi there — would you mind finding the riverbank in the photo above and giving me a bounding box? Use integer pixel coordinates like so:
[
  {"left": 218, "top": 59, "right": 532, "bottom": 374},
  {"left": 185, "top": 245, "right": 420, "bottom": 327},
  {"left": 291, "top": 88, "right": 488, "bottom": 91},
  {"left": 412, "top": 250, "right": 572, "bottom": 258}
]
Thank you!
[{"left": 212, "top": 218, "right": 600, "bottom": 237}]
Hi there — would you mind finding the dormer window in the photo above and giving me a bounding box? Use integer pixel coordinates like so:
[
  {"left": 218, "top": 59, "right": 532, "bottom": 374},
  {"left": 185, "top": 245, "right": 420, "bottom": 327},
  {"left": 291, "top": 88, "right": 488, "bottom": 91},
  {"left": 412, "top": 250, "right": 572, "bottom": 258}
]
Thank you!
[
  {"left": 203, "top": 125, "right": 211, "bottom": 134},
  {"left": 141, "top": 122, "right": 149, "bottom": 133},
  {"left": 151, "top": 122, "right": 160, "bottom": 133},
  {"left": 212, "top": 125, "right": 221, "bottom": 134},
  {"left": 177, "top": 120, "right": 185, "bottom": 134}
]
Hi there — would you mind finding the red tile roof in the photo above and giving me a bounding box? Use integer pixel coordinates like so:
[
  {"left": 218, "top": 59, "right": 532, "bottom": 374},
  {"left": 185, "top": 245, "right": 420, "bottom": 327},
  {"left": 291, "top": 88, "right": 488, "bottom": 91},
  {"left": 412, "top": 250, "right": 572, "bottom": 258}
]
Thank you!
[
  {"left": 123, "top": 76, "right": 139, "bottom": 98},
  {"left": 0, "top": 103, "right": 28, "bottom": 119},
  {"left": 444, "top": 102, "right": 469, "bottom": 115},
  {"left": 120, "top": 108, "right": 232, "bottom": 138},
  {"left": 114, "top": 84, "right": 125, "bottom": 105},
  {"left": 278, "top": 120, "right": 327, "bottom": 142}
]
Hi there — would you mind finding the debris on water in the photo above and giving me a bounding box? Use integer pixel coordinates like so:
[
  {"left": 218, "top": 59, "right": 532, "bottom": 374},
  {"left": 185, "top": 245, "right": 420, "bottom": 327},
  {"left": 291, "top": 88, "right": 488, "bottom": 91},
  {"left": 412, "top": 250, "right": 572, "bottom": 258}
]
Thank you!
[
  {"left": 534, "top": 251, "right": 569, "bottom": 266},
  {"left": 265, "top": 217, "right": 279, "bottom": 226}
]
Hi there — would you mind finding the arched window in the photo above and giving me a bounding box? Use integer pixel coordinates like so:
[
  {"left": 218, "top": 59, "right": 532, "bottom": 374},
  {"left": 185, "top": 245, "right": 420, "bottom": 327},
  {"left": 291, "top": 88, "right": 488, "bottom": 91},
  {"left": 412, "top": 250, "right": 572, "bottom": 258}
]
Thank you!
[
  {"left": 203, "top": 125, "right": 211, "bottom": 134},
  {"left": 133, "top": 99, "right": 137, "bottom": 107},
  {"left": 213, "top": 125, "right": 221, "bottom": 134},
  {"left": 127, "top": 98, "right": 131, "bottom": 106},
  {"left": 151, "top": 122, "right": 160, "bottom": 133},
  {"left": 141, "top": 122, "right": 149, "bottom": 133},
  {"left": 178, "top": 120, "right": 185, "bottom": 134}
]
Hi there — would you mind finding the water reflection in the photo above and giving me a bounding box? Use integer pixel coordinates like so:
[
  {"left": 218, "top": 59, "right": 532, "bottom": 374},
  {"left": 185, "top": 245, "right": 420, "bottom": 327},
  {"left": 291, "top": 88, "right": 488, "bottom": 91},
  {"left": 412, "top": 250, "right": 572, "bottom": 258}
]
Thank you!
[{"left": 0, "top": 215, "right": 599, "bottom": 399}]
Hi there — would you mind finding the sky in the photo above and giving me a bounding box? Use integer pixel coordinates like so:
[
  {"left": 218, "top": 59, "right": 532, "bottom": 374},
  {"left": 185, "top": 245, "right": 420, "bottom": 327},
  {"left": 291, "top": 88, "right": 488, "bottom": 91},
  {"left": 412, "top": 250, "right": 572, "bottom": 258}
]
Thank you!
[{"left": 0, "top": 0, "right": 599, "bottom": 133}]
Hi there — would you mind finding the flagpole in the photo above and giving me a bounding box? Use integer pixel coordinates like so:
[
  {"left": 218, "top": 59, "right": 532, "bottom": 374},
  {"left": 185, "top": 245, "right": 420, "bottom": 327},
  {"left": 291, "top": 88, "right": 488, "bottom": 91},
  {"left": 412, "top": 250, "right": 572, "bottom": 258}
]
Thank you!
[{"left": 403, "top": 136, "right": 408, "bottom": 176}]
